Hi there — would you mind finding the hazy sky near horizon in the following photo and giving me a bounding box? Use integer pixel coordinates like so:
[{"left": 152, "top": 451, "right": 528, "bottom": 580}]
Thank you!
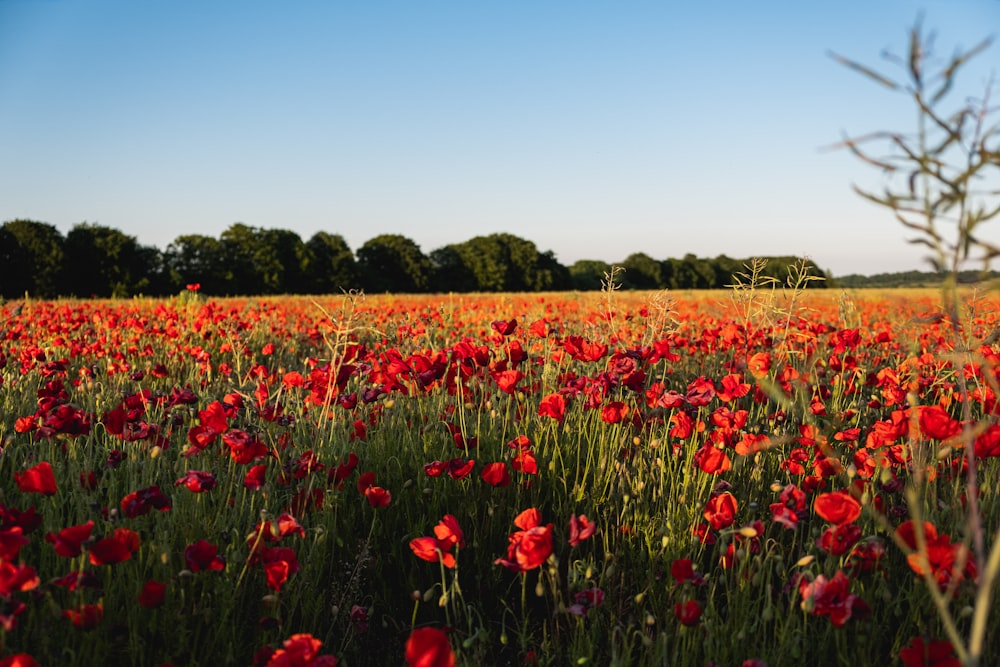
[{"left": 1, "top": 1, "right": 998, "bottom": 277}]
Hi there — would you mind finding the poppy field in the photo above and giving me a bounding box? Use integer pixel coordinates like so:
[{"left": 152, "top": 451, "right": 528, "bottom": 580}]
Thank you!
[{"left": 1, "top": 281, "right": 999, "bottom": 666}]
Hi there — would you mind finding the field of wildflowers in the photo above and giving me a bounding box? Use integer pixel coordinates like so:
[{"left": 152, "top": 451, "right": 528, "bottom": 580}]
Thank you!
[{"left": 0, "top": 280, "right": 998, "bottom": 666}]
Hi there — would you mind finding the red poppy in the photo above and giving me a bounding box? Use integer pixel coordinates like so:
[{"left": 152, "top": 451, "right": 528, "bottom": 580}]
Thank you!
[
  {"left": 244, "top": 464, "right": 268, "bottom": 490},
  {"left": 674, "top": 599, "right": 702, "bottom": 626},
  {"left": 174, "top": 470, "right": 217, "bottom": 493},
  {"left": 266, "top": 633, "right": 339, "bottom": 667},
  {"left": 898, "top": 636, "right": 960, "bottom": 667},
  {"left": 0, "top": 562, "right": 39, "bottom": 596},
  {"left": 600, "top": 401, "right": 629, "bottom": 424},
  {"left": 693, "top": 443, "right": 731, "bottom": 475},
  {"left": 364, "top": 486, "right": 391, "bottom": 508},
  {"left": 813, "top": 492, "right": 862, "bottom": 526},
  {"left": 0, "top": 528, "right": 29, "bottom": 561},
  {"left": 747, "top": 351, "right": 771, "bottom": 378},
  {"left": 139, "top": 579, "right": 167, "bottom": 609},
  {"left": 491, "top": 318, "right": 518, "bottom": 336},
  {"left": 120, "top": 485, "right": 171, "bottom": 518},
  {"left": 918, "top": 405, "right": 962, "bottom": 441},
  {"left": 405, "top": 627, "right": 455, "bottom": 667},
  {"left": 492, "top": 369, "right": 524, "bottom": 394},
  {"left": 798, "top": 570, "right": 869, "bottom": 627},
  {"left": 495, "top": 508, "right": 553, "bottom": 572},
  {"left": 511, "top": 449, "right": 537, "bottom": 475},
  {"left": 14, "top": 462, "right": 57, "bottom": 496},
  {"left": 62, "top": 603, "right": 103, "bottom": 630},
  {"left": 537, "top": 393, "right": 566, "bottom": 423},
  {"left": 184, "top": 540, "right": 225, "bottom": 573},
  {"left": 818, "top": 523, "right": 863, "bottom": 556},
  {"left": 409, "top": 537, "right": 456, "bottom": 569},
  {"left": 89, "top": 527, "right": 140, "bottom": 566},
  {"left": 480, "top": 462, "right": 511, "bottom": 487},
  {"left": 0, "top": 654, "right": 41, "bottom": 667},
  {"left": 703, "top": 492, "right": 738, "bottom": 531},
  {"left": 895, "top": 521, "right": 977, "bottom": 591},
  {"left": 685, "top": 377, "right": 716, "bottom": 406},
  {"left": 262, "top": 547, "right": 300, "bottom": 592},
  {"left": 568, "top": 514, "right": 596, "bottom": 546},
  {"left": 356, "top": 471, "right": 376, "bottom": 494},
  {"left": 446, "top": 458, "right": 475, "bottom": 480},
  {"left": 45, "top": 521, "right": 94, "bottom": 558}
]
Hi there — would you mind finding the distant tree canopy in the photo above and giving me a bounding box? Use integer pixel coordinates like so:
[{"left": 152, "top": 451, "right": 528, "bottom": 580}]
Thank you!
[{"left": 0, "top": 218, "right": 832, "bottom": 298}]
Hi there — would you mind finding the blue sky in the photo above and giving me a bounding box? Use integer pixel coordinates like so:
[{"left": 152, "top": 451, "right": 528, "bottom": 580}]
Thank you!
[{"left": 1, "top": 1, "right": 997, "bottom": 277}]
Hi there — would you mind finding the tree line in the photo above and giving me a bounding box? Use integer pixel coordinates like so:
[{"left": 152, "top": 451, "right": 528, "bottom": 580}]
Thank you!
[{"left": 1, "top": 219, "right": 828, "bottom": 298}]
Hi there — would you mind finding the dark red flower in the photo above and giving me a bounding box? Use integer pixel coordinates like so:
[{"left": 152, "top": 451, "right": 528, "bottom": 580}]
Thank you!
[
  {"left": 0, "top": 562, "right": 39, "bottom": 596},
  {"left": 537, "top": 393, "right": 566, "bottom": 423},
  {"left": 798, "top": 570, "right": 869, "bottom": 627},
  {"left": 674, "top": 599, "right": 702, "bottom": 626},
  {"left": 45, "top": 521, "right": 94, "bottom": 558},
  {"left": 184, "top": 540, "right": 225, "bottom": 573},
  {"left": 138, "top": 579, "right": 166, "bottom": 609},
  {"left": 364, "top": 486, "right": 391, "bottom": 508},
  {"left": 62, "top": 603, "right": 103, "bottom": 630},
  {"left": 266, "top": 633, "right": 338, "bottom": 667},
  {"left": 89, "top": 528, "right": 140, "bottom": 566},
  {"left": 898, "top": 636, "right": 961, "bottom": 667},
  {"left": 120, "top": 485, "right": 171, "bottom": 518},
  {"left": 174, "top": 470, "right": 217, "bottom": 493}
]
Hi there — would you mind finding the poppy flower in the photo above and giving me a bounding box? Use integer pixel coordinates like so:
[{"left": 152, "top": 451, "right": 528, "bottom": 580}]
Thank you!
[
  {"left": 568, "top": 514, "right": 596, "bottom": 546},
  {"left": 898, "top": 636, "right": 960, "bottom": 667},
  {"left": 120, "top": 485, "right": 171, "bottom": 518},
  {"left": 798, "top": 570, "right": 869, "bottom": 627},
  {"left": 364, "top": 486, "right": 391, "bottom": 508},
  {"left": 0, "top": 528, "right": 29, "bottom": 561},
  {"left": 480, "top": 462, "right": 511, "bottom": 487},
  {"left": 0, "top": 654, "right": 40, "bottom": 667},
  {"left": 266, "top": 633, "right": 338, "bottom": 667},
  {"left": 409, "top": 537, "right": 456, "bottom": 569},
  {"left": 491, "top": 318, "right": 518, "bottom": 336},
  {"left": 405, "top": 627, "right": 455, "bottom": 667},
  {"left": 818, "top": 523, "right": 863, "bottom": 556},
  {"left": 495, "top": 508, "right": 553, "bottom": 572},
  {"left": 537, "top": 393, "right": 566, "bottom": 423},
  {"left": 511, "top": 449, "right": 537, "bottom": 475},
  {"left": 262, "top": 547, "right": 300, "bottom": 592},
  {"left": 703, "top": 492, "right": 738, "bottom": 531},
  {"left": 89, "top": 528, "right": 141, "bottom": 566},
  {"left": 45, "top": 521, "right": 94, "bottom": 558},
  {"left": 14, "top": 462, "right": 57, "bottom": 496},
  {"left": 174, "top": 470, "right": 217, "bottom": 493},
  {"left": 184, "top": 540, "right": 225, "bottom": 573},
  {"left": 433, "top": 515, "right": 465, "bottom": 549},
  {"left": 674, "top": 599, "right": 702, "bottom": 626},
  {"left": 814, "top": 492, "right": 862, "bottom": 526},
  {"left": 0, "top": 562, "right": 39, "bottom": 596},
  {"left": 62, "top": 603, "right": 103, "bottom": 630},
  {"left": 139, "top": 579, "right": 166, "bottom": 609},
  {"left": 244, "top": 464, "right": 268, "bottom": 490}
]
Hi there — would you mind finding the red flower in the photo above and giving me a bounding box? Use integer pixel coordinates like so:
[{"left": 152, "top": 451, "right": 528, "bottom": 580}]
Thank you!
[
  {"left": 814, "top": 492, "right": 862, "bottom": 526},
  {"left": 600, "top": 401, "right": 629, "bottom": 424},
  {"left": 405, "top": 627, "right": 455, "bottom": 667},
  {"left": 89, "top": 528, "right": 141, "bottom": 566},
  {"left": 409, "top": 537, "right": 456, "bottom": 569},
  {"left": 184, "top": 540, "right": 225, "bottom": 573},
  {"left": 693, "top": 443, "right": 731, "bottom": 475},
  {"left": 495, "top": 508, "right": 553, "bottom": 572},
  {"left": 0, "top": 654, "right": 41, "bottom": 667},
  {"left": 568, "top": 514, "right": 596, "bottom": 546},
  {"left": 798, "top": 570, "right": 869, "bottom": 627},
  {"left": 139, "top": 579, "right": 167, "bottom": 609},
  {"left": 262, "top": 547, "right": 300, "bottom": 592},
  {"left": 244, "top": 464, "right": 268, "bottom": 490},
  {"left": 14, "top": 462, "right": 57, "bottom": 496},
  {"left": 818, "top": 523, "right": 863, "bottom": 556},
  {"left": 670, "top": 558, "right": 706, "bottom": 586},
  {"left": 493, "top": 370, "right": 524, "bottom": 394},
  {"left": 511, "top": 449, "right": 537, "bottom": 475},
  {"left": 674, "top": 599, "right": 702, "bottom": 626},
  {"left": 703, "top": 492, "right": 738, "bottom": 531},
  {"left": 491, "top": 318, "right": 518, "bottom": 336},
  {"left": 45, "top": 521, "right": 94, "bottom": 558},
  {"left": 266, "top": 633, "right": 339, "bottom": 667},
  {"left": 174, "top": 470, "right": 217, "bottom": 493},
  {"left": 480, "top": 462, "right": 511, "bottom": 487},
  {"left": 364, "top": 486, "right": 391, "bottom": 508},
  {"left": 0, "top": 528, "right": 29, "bottom": 561},
  {"left": 121, "top": 485, "right": 171, "bottom": 518},
  {"left": 537, "top": 393, "right": 566, "bottom": 423},
  {"left": 918, "top": 405, "right": 962, "bottom": 441},
  {"left": 896, "top": 521, "right": 977, "bottom": 591},
  {"left": 0, "top": 562, "right": 39, "bottom": 596},
  {"left": 62, "top": 603, "right": 103, "bottom": 630},
  {"left": 898, "top": 636, "right": 961, "bottom": 667},
  {"left": 433, "top": 515, "right": 465, "bottom": 549}
]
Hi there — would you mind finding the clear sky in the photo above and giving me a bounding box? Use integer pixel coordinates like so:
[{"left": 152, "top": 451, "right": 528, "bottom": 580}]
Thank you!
[{"left": 1, "top": 1, "right": 997, "bottom": 277}]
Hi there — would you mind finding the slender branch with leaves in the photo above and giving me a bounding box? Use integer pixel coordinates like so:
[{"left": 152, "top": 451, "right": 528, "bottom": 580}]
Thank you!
[{"left": 833, "top": 20, "right": 999, "bottom": 667}]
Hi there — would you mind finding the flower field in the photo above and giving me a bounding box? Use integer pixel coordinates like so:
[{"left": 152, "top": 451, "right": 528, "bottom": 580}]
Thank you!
[{"left": 0, "top": 285, "right": 998, "bottom": 666}]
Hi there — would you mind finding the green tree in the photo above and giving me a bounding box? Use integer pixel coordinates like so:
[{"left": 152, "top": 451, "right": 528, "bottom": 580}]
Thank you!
[
  {"left": 62, "top": 223, "right": 152, "bottom": 297},
  {"left": 0, "top": 219, "right": 65, "bottom": 298},
  {"left": 568, "top": 259, "right": 612, "bottom": 291},
  {"left": 164, "top": 234, "right": 230, "bottom": 294},
  {"left": 304, "top": 232, "right": 360, "bottom": 294},
  {"left": 620, "top": 252, "right": 664, "bottom": 289},
  {"left": 356, "top": 234, "right": 433, "bottom": 293},
  {"left": 429, "top": 244, "right": 477, "bottom": 292}
]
